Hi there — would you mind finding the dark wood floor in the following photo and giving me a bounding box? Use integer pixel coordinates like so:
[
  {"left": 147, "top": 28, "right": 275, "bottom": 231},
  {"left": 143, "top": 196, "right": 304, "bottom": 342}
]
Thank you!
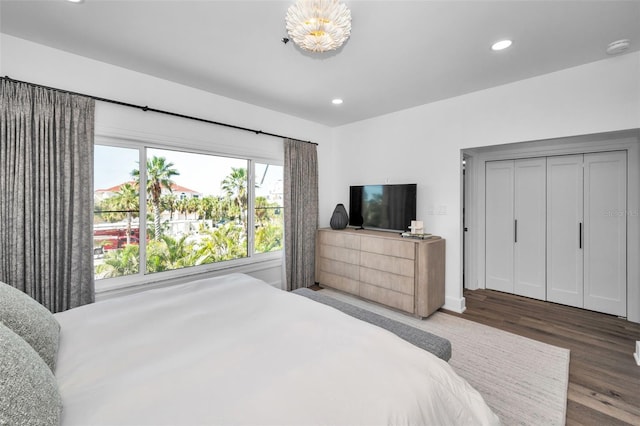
[{"left": 445, "top": 289, "right": 640, "bottom": 426}]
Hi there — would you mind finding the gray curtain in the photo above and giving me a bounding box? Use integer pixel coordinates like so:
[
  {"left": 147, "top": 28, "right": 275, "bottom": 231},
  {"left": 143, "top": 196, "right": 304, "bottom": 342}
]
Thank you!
[
  {"left": 283, "top": 138, "right": 318, "bottom": 291},
  {"left": 0, "top": 80, "right": 95, "bottom": 313}
]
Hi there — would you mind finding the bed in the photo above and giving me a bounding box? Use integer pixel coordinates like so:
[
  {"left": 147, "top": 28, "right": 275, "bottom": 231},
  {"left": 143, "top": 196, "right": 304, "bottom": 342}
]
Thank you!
[{"left": 1, "top": 273, "right": 500, "bottom": 425}]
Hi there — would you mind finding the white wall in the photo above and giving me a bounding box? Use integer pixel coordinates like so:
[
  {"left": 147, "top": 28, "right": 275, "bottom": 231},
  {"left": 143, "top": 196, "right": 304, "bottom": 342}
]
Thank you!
[
  {"left": 1, "top": 34, "right": 334, "bottom": 291},
  {"left": 330, "top": 52, "right": 640, "bottom": 312},
  {"left": 0, "top": 35, "right": 331, "bottom": 146},
  {"left": 3, "top": 33, "right": 639, "bottom": 310}
]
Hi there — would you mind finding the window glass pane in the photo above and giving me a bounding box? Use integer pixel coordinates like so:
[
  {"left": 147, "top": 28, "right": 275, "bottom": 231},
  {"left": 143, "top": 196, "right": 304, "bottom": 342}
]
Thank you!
[
  {"left": 93, "top": 145, "right": 140, "bottom": 281},
  {"left": 254, "top": 163, "right": 284, "bottom": 254},
  {"left": 144, "top": 148, "right": 248, "bottom": 274}
]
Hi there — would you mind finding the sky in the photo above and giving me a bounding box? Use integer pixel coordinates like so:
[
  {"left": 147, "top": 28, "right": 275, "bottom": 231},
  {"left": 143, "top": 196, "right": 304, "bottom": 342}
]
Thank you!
[{"left": 94, "top": 145, "right": 281, "bottom": 198}]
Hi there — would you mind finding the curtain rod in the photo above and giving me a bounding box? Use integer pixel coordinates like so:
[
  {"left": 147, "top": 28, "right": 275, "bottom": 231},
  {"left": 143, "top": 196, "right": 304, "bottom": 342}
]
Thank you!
[{"left": 1, "top": 76, "right": 317, "bottom": 146}]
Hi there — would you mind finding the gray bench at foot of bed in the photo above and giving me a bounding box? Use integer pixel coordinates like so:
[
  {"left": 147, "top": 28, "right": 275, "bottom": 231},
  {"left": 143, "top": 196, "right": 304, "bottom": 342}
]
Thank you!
[{"left": 292, "top": 288, "right": 452, "bottom": 362}]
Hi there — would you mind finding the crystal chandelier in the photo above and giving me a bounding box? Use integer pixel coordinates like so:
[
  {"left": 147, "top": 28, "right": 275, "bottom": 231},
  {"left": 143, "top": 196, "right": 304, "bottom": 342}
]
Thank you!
[{"left": 285, "top": 0, "right": 352, "bottom": 53}]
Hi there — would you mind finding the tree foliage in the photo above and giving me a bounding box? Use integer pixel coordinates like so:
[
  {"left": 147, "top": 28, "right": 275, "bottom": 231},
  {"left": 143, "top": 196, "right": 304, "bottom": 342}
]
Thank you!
[{"left": 95, "top": 166, "right": 282, "bottom": 280}]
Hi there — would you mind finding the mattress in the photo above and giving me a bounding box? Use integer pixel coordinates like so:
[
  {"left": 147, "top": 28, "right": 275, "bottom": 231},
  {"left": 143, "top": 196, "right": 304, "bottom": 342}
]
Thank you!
[
  {"left": 54, "top": 273, "right": 499, "bottom": 425},
  {"left": 292, "top": 287, "right": 452, "bottom": 361}
]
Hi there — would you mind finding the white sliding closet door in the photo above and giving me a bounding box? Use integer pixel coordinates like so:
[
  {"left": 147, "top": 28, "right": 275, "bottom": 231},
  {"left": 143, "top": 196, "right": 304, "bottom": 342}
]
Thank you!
[
  {"left": 485, "top": 158, "right": 546, "bottom": 299},
  {"left": 547, "top": 155, "right": 584, "bottom": 308},
  {"left": 485, "top": 160, "right": 514, "bottom": 293},
  {"left": 486, "top": 150, "right": 628, "bottom": 316},
  {"left": 583, "top": 151, "right": 627, "bottom": 317},
  {"left": 514, "top": 158, "right": 547, "bottom": 300}
]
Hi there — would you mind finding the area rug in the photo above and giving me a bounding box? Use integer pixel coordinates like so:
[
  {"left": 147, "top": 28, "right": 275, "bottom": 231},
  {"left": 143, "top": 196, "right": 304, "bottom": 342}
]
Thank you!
[{"left": 318, "top": 288, "right": 570, "bottom": 426}]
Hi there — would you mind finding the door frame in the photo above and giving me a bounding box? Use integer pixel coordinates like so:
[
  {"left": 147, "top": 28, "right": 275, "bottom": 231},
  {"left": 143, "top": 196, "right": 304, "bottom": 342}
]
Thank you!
[{"left": 461, "top": 129, "right": 640, "bottom": 323}]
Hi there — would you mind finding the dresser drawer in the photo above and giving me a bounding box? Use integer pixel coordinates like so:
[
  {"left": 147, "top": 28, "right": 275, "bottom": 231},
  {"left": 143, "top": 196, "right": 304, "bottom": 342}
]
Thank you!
[
  {"left": 317, "top": 257, "right": 359, "bottom": 281},
  {"left": 317, "top": 270, "right": 359, "bottom": 294},
  {"left": 317, "top": 244, "right": 360, "bottom": 265},
  {"left": 360, "top": 235, "right": 415, "bottom": 260},
  {"left": 318, "top": 230, "right": 360, "bottom": 250},
  {"left": 360, "top": 251, "right": 414, "bottom": 277},
  {"left": 359, "top": 282, "right": 414, "bottom": 313},
  {"left": 359, "top": 267, "right": 414, "bottom": 295}
]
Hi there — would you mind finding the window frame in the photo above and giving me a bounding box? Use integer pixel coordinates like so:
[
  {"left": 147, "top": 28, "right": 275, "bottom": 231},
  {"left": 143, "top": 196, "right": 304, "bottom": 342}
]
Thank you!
[{"left": 94, "top": 136, "right": 284, "bottom": 293}]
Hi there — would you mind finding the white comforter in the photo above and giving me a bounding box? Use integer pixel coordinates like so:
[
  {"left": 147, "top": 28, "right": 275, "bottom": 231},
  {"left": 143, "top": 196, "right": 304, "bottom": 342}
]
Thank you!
[{"left": 55, "top": 273, "right": 499, "bottom": 425}]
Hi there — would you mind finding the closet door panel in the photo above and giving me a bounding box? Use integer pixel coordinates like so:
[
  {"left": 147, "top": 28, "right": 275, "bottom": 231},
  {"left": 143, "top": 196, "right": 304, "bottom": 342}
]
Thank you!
[
  {"left": 583, "top": 151, "right": 627, "bottom": 317},
  {"left": 514, "top": 158, "right": 547, "bottom": 300},
  {"left": 546, "top": 155, "right": 584, "bottom": 308},
  {"left": 485, "top": 160, "right": 514, "bottom": 293}
]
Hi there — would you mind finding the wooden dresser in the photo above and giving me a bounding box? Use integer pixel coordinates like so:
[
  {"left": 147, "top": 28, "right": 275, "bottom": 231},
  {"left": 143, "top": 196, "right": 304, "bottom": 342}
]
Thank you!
[{"left": 315, "top": 228, "right": 445, "bottom": 318}]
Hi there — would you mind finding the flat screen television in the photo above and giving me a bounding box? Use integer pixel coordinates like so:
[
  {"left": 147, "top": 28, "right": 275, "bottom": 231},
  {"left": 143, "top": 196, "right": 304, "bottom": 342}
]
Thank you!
[{"left": 348, "top": 184, "right": 417, "bottom": 232}]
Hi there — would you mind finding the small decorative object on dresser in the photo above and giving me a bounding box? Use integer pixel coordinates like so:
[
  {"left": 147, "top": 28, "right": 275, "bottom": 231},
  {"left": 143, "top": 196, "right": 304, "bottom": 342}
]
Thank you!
[
  {"left": 409, "top": 220, "right": 424, "bottom": 234},
  {"left": 329, "top": 203, "right": 349, "bottom": 229}
]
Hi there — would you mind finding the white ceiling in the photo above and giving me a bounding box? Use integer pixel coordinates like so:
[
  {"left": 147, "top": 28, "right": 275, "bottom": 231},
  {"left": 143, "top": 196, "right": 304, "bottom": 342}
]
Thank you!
[{"left": 1, "top": 0, "right": 639, "bottom": 127}]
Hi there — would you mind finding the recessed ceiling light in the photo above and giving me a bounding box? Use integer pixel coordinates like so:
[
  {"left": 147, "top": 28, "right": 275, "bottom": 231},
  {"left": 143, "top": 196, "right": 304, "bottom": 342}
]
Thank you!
[
  {"left": 491, "top": 39, "right": 513, "bottom": 51},
  {"left": 332, "top": 99, "right": 343, "bottom": 105},
  {"left": 67, "top": 0, "right": 84, "bottom": 3}
]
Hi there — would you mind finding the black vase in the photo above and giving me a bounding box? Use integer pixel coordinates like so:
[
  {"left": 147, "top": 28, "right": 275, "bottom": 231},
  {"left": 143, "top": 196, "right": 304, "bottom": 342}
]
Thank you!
[{"left": 330, "top": 204, "right": 349, "bottom": 230}]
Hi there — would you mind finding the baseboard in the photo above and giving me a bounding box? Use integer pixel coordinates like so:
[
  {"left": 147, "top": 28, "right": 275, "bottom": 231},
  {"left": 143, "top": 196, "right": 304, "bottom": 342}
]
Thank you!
[{"left": 444, "top": 295, "right": 466, "bottom": 314}]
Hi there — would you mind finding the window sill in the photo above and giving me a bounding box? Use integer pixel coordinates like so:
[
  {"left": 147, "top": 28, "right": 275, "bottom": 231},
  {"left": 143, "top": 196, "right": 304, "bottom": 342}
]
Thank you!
[{"left": 95, "top": 252, "right": 282, "bottom": 301}]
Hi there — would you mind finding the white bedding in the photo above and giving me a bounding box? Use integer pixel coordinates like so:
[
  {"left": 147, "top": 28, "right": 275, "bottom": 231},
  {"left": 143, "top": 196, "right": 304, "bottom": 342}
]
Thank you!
[{"left": 54, "top": 273, "right": 499, "bottom": 425}]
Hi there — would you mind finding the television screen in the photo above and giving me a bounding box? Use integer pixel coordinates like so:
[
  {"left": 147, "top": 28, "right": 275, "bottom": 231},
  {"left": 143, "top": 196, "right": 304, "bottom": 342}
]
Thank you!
[{"left": 348, "top": 184, "right": 417, "bottom": 232}]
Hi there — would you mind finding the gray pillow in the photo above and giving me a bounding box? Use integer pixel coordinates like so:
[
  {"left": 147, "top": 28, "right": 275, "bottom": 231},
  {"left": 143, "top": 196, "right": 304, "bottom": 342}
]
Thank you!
[
  {"left": 0, "top": 322, "right": 63, "bottom": 426},
  {"left": 0, "top": 281, "right": 60, "bottom": 372}
]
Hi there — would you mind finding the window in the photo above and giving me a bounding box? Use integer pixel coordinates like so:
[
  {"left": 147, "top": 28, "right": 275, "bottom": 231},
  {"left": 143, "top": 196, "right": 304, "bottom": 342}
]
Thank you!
[
  {"left": 93, "top": 144, "right": 283, "bottom": 285},
  {"left": 93, "top": 145, "right": 140, "bottom": 279},
  {"left": 254, "top": 163, "right": 284, "bottom": 254}
]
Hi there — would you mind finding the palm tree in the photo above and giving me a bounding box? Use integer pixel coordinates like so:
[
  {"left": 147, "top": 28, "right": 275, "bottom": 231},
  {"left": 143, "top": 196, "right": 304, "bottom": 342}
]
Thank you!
[
  {"left": 197, "top": 223, "right": 246, "bottom": 261},
  {"left": 186, "top": 197, "right": 199, "bottom": 221},
  {"left": 96, "top": 245, "right": 139, "bottom": 278},
  {"left": 255, "top": 196, "right": 272, "bottom": 227},
  {"left": 132, "top": 156, "right": 179, "bottom": 240},
  {"left": 221, "top": 167, "right": 247, "bottom": 223},
  {"left": 255, "top": 222, "right": 282, "bottom": 253},
  {"left": 110, "top": 182, "right": 139, "bottom": 244},
  {"left": 199, "top": 196, "right": 215, "bottom": 220},
  {"left": 161, "top": 193, "right": 178, "bottom": 220},
  {"left": 176, "top": 197, "right": 189, "bottom": 220},
  {"left": 145, "top": 235, "right": 205, "bottom": 273}
]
